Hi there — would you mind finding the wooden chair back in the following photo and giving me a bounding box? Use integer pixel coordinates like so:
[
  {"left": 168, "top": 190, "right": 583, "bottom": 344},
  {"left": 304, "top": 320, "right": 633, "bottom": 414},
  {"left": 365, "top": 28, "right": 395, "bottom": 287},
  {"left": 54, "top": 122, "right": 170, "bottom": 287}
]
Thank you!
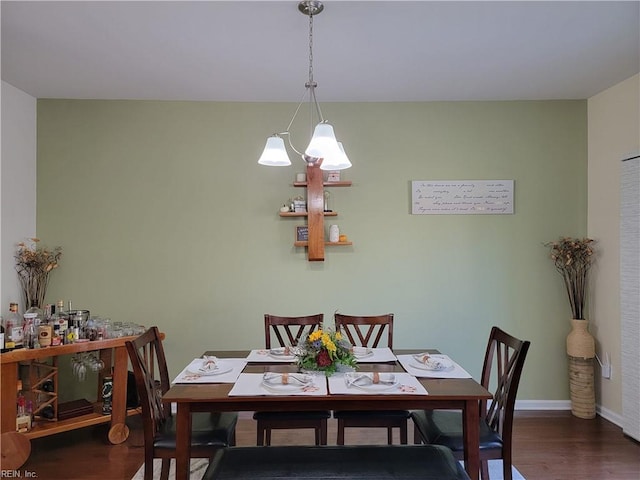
[
  {"left": 125, "top": 326, "right": 171, "bottom": 450},
  {"left": 480, "top": 326, "right": 530, "bottom": 444},
  {"left": 334, "top": 313, "right": 394, "bottom": 348},
  {"left": 264, "top": 314, "right": 324, "bottom": 348}
]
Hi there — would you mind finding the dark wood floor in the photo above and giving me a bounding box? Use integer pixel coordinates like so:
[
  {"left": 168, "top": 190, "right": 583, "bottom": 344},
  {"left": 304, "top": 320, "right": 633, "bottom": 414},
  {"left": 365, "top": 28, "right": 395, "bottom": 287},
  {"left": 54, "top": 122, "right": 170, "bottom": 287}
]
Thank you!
[{"left": 12, "top": 411, "right": 640, "bottom": 480}]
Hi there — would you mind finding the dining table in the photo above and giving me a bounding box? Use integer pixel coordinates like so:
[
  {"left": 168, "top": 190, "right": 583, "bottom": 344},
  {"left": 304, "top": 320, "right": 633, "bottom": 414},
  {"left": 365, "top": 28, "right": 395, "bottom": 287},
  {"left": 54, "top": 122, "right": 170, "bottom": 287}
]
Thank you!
[{"left": 163, "top": 348, "right": 491, "bottom": 480}]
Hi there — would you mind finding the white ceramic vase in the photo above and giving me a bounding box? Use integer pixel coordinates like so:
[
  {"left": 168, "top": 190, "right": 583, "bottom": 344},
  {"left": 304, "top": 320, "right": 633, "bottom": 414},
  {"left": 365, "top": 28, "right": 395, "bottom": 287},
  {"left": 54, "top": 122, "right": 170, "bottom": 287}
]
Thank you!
[{"left": 329, "top": 225, "right": 340, "bottom": 243}]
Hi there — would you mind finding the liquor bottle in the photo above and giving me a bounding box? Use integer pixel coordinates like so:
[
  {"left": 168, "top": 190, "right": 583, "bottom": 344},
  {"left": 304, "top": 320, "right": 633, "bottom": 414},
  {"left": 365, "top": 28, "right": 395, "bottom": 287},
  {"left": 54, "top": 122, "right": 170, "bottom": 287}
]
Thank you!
[
  {"left": 51, "top": 323, "right": 61, "bottom": 346},
  {"left": 16, "top": 389, "right": 30, "bottom": 432},
  {"left": 54, "top": 301, "right": 69, "bottom": 344},
  {"left": 7, "top": 303, "right": 23, "bottom": 350},
  {"left": 3, "top": 316, "right": 15, "bottom": 352},
  {"left": 102, "top": 376, "right": 113, "bottom": 415},
  {"left": 26, "top": 400, "right": 34, "bottom": 429},
  {"left": 0, "top": 317, "right": 5, "bottom": 353},
  {"left": 23, "top": 313, "right": 38, "bottom": 349},
  {"left": 44, "top": 304, "right": 53, "bottom": 322}
]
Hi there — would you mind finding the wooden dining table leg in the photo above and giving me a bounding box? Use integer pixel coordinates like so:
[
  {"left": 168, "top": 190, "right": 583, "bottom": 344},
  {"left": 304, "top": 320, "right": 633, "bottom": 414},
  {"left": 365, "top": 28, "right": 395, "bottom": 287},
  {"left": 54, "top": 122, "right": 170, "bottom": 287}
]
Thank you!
[
  {"left": 175, "top": 403, "right": 192, "bottom": 480},
  {"left": 462, "top": 399, "right": 481, "bottom": 480}
]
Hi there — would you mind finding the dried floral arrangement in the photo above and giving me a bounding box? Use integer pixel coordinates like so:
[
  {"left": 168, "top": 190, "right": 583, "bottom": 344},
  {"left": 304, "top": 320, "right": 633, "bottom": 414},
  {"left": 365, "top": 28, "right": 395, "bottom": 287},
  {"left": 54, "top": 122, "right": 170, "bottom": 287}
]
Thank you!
[
  {"left": 545, "top": 237, "right": 596, "bottom": 320},
  {"left": 15, "top": 238, "right": 62, "bottom": 311}
]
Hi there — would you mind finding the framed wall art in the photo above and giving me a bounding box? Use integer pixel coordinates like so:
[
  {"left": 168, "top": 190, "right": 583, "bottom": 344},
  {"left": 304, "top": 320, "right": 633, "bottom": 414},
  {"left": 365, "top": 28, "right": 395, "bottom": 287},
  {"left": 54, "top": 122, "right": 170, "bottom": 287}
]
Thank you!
[{"left": 411, "top": 180, "right": 514, "bottom": 215}]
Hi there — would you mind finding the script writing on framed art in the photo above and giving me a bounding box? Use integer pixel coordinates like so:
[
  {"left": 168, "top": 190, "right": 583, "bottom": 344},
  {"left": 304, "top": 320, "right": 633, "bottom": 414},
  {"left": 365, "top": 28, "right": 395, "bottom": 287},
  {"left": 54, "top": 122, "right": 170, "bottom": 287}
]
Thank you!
[{"left": 411, "top": 180, "right": 514, "bottom": 215}]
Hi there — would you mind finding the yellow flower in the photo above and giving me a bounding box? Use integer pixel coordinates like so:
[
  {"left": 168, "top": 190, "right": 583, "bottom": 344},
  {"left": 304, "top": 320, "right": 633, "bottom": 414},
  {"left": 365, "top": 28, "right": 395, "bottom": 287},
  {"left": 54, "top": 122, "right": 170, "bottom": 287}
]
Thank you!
[
  {"left": 308, "top": 330, "right": 322, "bottom": 342},
  {"left": 325, "top": 339, "right": 337, "bottom": 353},
  {"left": 335, "top": 331, "right": 342, "bottom": 340}
]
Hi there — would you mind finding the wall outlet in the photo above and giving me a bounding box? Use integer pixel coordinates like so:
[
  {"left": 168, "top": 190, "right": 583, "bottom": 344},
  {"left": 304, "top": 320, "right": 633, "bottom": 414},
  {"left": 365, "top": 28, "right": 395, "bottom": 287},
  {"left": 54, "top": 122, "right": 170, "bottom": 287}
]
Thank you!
[{"left": 596, "top": 352, "right": 612, "bottom": 379}]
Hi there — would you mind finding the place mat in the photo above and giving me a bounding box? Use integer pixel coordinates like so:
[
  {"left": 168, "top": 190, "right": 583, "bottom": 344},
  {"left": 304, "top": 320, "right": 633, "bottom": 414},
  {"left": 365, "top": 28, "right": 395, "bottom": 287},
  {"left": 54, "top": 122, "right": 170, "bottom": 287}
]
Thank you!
[
  {"left": 172, "top": 358, "right": 247, "bottom": 383},
  {"left": 397, "top": 354, "right": 472, "bottom": 379},
  {"left": 228, "top": 373, "right": 327, "bottom": 396},
  {"left": 352, "top": 347, "right": 397, "bottom": 363},
  {"left": 245, "top": 349, "right": 298, "bottom": 363},
  {"left": 328, "top": 372, "right": 427, "bottom": 395}
]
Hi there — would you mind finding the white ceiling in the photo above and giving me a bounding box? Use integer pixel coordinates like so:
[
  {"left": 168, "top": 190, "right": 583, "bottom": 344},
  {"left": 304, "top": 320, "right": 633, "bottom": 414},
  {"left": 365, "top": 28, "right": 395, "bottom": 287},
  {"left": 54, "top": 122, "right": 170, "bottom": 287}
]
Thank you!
[{"left": 2, "top": 1, "right": 639, "bottom": 102}]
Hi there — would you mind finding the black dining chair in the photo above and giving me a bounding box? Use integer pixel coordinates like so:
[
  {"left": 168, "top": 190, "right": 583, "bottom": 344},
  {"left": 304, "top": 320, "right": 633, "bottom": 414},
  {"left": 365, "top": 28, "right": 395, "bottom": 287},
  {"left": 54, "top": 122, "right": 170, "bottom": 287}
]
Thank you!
[
  {"left": 333, "top": 313, "right": 410, "bottom": 445},
  {"left": 410, "top": 326, "right": 530, "bottom": 480},
  {"left": 252, "top": 313, "right": 331, "bottom": 446},
  {"left": 125, "top": 326, "right": 238, "bottom": 480}
]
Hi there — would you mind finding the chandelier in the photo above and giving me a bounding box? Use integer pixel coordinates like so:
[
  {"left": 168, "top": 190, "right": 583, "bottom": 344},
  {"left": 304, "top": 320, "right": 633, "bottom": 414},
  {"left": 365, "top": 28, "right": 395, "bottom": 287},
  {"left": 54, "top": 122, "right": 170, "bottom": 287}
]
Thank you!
[{"left": 257, "top": 1, "right": 352, "bottom": 171}]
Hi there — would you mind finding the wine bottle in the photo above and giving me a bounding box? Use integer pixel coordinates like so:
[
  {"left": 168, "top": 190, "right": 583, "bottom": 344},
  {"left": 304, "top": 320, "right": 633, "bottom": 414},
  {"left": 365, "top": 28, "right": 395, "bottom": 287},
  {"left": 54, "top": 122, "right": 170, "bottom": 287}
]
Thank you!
[
  {"left": 0, "top": 317, "right": 5, "bottom": 353},
  {"left": 7, "top": 303, "right": 23, "bottom": 350}
]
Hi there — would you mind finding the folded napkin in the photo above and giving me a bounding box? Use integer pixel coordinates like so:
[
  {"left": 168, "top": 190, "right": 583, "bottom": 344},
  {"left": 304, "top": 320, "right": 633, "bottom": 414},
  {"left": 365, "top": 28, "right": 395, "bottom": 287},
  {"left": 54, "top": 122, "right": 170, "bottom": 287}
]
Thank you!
[
  {"left": 199, "top": 355, "right": 219, "bottom": 373},
  {"left": 344, "top": 372, "right": 396, "bottom": 387},
  {"left": 262, "top": 372, "right": 313, "bottom": 386},
  {"left": 270, "top": 347, "right": 294, "bottom": 356},
  {"left": 412, "top": 353, "right": 453, "bottom": 371},
  {"left": 351, "top": 346, "right": 372, "bottom": 358}
]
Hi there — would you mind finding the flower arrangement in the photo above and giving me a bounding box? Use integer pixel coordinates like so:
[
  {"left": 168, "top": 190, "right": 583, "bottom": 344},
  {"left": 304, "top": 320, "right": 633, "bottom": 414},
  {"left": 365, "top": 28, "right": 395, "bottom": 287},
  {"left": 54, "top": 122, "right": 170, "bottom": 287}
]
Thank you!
[
  {"left": 545, "top": 236, "right": 595, "bottom": 320},
  {"left": 15, "top": 238, "right": 62, "bottom": 311},
  {"left": 296, "top": 326, "right": 357, "bottom": 376}
]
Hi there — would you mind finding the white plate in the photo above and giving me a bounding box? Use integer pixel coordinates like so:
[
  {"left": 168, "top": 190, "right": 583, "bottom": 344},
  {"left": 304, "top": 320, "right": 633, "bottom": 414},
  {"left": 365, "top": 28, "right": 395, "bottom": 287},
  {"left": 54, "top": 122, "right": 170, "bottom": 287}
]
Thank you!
[
  {"left": 350, "top": 379, "right": 399, "bottom": 392},
  {"left": 344, "top": 373, "right": 399, "bottom": 392},
  {"left": 410, "top": 355, "right": 454, "bottom": 372},
  {"left": 261, "top": 374, "right": 313, "bottom": 393},
  {"left": 268, "top": 348, "right": 296, "bottom": 360},
  {"left": 187, "top": 361, "right": 233, "bottom": 377},
  {"left": 352, "top": 347, "right": 373, "bottom": 359},
  {"left": 261, "top": 381, "right": 307, "bottom": 393}
]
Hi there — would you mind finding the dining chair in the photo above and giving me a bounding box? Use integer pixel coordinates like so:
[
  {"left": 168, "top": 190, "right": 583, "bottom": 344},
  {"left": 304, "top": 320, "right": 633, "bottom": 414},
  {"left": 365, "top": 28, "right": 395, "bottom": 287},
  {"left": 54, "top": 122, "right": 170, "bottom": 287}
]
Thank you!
[
  {"left": 410, "top": 326, "right": 530, "bottom": 480},
  {"left": 125, "top": 326, "right": 238, "bottom": 480},
  {"left": 253, "top": 313, "right": 331, "bottom": 446},
  {"left": 333, "top": 312, "right": 410, "bottom": 445}
]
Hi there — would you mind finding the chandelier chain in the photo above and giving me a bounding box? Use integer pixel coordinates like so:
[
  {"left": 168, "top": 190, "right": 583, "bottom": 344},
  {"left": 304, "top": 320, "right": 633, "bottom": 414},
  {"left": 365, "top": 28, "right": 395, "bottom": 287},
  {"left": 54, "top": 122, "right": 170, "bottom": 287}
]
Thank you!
[{"left": 308, "top": 12, "right": 314, "bottom": 87}]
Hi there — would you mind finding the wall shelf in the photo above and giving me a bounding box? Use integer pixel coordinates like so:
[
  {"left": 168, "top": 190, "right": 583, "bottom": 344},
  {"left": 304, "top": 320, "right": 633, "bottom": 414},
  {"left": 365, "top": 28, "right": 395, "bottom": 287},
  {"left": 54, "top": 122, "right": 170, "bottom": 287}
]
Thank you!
[
  {"left": 294, "top": 241, "right": 353, "bottom": 247},
  {"left": 279, "top": 211, "right": 338, "bottom": 217},
  {"left": 284, "top": 165, "right": 352, "bottom": 261},
  {"left": 293, "top": 181, "right": 352, "bottom": 187}
]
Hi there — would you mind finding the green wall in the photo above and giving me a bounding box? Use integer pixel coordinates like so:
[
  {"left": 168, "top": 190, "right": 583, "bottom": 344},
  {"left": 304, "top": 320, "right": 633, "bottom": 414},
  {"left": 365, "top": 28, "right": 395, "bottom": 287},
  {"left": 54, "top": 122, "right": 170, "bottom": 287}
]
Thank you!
[{"left": 37, "top": 99, "right": 586, "bottom": 402}]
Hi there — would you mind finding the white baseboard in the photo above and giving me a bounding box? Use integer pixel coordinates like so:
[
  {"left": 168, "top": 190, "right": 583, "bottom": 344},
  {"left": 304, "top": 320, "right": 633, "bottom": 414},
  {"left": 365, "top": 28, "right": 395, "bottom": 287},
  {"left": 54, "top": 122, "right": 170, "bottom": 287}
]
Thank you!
[
  {"left": 514, "top": 400, "right": 571, "bottom": 410},
  {"left": 514, "top": 400, "right": 623, "bottom": 428},
  {"left": 595, "top": 405, "right": 624, "bottom": 428}
]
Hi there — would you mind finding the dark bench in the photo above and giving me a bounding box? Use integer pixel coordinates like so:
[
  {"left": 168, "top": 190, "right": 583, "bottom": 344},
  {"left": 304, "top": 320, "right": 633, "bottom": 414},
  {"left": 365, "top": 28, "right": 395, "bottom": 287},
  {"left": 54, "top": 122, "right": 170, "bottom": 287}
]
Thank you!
[{"left": 202, "top": 444, "right": 471, "bottom": 480}]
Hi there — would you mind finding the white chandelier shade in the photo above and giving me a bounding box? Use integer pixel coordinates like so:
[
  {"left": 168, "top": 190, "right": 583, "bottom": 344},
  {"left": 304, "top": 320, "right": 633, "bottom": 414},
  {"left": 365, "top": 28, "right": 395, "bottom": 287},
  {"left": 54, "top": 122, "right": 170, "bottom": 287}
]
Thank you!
[
  {"left": 305, "top": 123, "right": 341, "bottom": 164},
  {"left": 257, "top": 136, "right": 292, "bottom": 166},
  {"left": 320, "top": 141, "right": 352, "bottom": 171}
]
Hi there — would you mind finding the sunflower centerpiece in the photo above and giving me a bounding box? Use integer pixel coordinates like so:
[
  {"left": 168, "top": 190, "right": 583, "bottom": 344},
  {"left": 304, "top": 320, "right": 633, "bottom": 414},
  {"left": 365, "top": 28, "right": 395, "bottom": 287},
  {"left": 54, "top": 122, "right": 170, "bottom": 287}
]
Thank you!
[{"left": 296, "top": 325, "right": 357, "bottom": 376}]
